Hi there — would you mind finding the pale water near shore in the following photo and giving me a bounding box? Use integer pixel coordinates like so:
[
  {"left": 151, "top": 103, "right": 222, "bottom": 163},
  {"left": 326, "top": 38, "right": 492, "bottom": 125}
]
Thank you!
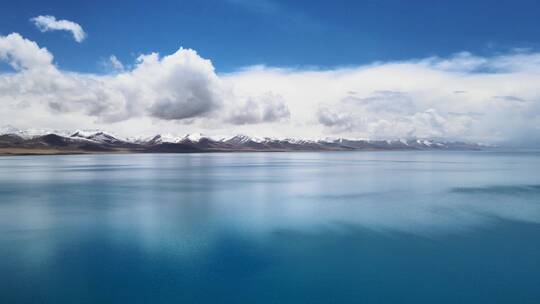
[{"left": 1, "top": 151, "right": 539, "bottom": 303}]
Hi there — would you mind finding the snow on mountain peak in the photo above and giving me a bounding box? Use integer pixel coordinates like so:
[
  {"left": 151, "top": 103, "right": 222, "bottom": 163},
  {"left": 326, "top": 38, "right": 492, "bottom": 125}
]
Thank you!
[
  {"left": 70, "top": 130, "right": 124, "bottom": 144},
  {"left": 0, "top": 125, "right": 70, "bottom": 139},
  {"left": 223, "top": 134, "right": 251, "bottom": 144},
  {"left": 182, "top": 133, "right": 204, "bottom": 142}
]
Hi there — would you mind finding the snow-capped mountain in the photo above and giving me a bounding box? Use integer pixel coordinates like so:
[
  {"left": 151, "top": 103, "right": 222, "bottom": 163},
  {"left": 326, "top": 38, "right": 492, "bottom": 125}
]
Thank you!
[
  {"left": 70, "top": 131, "right": 125, "bottom": 144},
  {"left": 180, "top": 133, "right": 205, "bottom": 143},
  {"left": 0, "top": 125, "right": 71, "bottom": 139},
  {"left": 0, "top": 127, "right": 489, "bottom": 155}
]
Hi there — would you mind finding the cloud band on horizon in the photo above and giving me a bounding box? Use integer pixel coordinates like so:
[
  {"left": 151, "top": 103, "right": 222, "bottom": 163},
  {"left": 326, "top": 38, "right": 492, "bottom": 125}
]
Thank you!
[{"left": 0, "top": 32, "right": 539, "bottom": 146}]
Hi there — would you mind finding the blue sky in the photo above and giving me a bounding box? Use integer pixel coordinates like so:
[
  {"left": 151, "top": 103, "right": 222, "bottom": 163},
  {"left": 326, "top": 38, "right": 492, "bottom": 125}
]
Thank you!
[{"left": 2, "top": 0, "right": 540, "bottom": 73}]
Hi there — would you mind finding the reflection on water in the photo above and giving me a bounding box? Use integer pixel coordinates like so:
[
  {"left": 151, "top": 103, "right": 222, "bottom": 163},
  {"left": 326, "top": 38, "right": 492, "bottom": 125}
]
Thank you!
[{"left": 1, "top": 151, "right": 540, "bottom": 303}]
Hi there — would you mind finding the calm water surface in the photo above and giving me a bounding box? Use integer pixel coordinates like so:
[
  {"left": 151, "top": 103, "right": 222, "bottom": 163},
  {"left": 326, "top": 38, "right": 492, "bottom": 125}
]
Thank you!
[{"left": 1, "top": 151, "right": 539, "bottom": 303}]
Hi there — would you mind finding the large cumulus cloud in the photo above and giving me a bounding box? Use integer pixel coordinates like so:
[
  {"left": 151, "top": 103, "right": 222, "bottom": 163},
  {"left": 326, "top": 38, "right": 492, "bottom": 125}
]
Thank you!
[
  {"left": 0, "top": 33, "right": 284, "bottom": 127},
  {"left": 0, "top": 33, "right": 54, "bottom": 71}
]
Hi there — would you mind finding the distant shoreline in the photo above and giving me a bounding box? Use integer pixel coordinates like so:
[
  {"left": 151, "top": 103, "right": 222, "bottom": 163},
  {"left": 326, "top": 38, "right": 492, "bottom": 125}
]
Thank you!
[{"left": 0, "top": 147, "right": 485, "bottom": 157}]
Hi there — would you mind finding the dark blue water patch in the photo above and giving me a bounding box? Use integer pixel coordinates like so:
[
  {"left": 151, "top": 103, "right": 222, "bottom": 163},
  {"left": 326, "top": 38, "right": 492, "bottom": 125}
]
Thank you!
[
  {"left": 451, "top": 184, "right": 540, "bottom": 196},
  {"left": 1, "top": 221, "right": 539, "bottom": 304},
  {"left": 268, "top": 221, "right": 540, "bottom": 303},
  {"left": 300, "top": 190, "right": 412, "bottom": 201}
]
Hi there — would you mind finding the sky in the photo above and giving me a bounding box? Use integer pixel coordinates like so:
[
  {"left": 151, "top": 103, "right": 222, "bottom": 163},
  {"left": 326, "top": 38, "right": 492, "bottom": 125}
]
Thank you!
[{"left": 1, "top": 0, "right": 540, "bottom": 145}]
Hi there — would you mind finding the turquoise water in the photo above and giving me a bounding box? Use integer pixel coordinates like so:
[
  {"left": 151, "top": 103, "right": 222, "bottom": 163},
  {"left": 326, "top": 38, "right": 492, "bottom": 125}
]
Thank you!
[{"left": 1, "top": 151, "right": 539, "bottom": 303}]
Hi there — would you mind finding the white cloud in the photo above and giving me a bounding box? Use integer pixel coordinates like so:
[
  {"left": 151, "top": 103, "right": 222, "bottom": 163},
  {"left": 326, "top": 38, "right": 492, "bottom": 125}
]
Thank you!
[
  {"left": 31, "top": 15, "right": 86, "bottom": 43},
  {"left": 0, "top": 33, "right": 54, "bottom": 71},
  {"left": 224, "top": 54, "right": 540, "bottom": 144},
  {"left": 0, "top": 33, "right": 283, "bottom": 130},
  {"left": 316, "top": 107, "right": 355, "bottom": 131},
  {"left": 227, "top": 92, "right": 290, "bottom": 124},
  {"left": 108, "top": 55, "right": 124, "bottom": 72},
  {"left": 1, "top": 32, "right": 540, "bottom": 145}
]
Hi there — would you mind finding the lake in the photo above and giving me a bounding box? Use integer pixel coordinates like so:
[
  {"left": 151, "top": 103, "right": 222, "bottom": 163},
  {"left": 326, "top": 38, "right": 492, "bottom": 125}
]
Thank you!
[{"left": 1, "top": 151, "right": 539, "bottom": 303}]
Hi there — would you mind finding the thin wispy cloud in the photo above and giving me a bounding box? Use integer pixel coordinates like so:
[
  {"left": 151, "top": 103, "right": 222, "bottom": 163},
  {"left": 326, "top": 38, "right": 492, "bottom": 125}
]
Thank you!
[
  {"left": 225, "top": 0, "right": 323, "bottom": 32},
  {"left": 31, "top": 15, "right": 86, "bottom": 43},
  {"left": 108, "top": 55, "right": 124, "bottom": 71},
  {"left": 226, "top": 0, "right": 279, "bottom": 14}
]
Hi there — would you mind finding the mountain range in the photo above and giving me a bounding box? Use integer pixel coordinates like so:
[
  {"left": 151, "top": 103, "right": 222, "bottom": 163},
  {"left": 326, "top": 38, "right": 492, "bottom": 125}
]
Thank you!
[{"left": 0, "top": 127, "right": 487, "bottom": 155}]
